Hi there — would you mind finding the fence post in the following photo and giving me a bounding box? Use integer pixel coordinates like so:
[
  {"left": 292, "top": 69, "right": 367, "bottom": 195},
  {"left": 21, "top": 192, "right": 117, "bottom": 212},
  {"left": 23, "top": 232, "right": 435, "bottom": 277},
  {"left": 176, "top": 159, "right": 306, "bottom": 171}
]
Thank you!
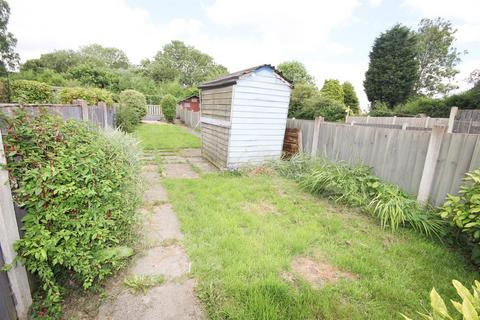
[
  {"left": 447, "top": 106, "right": 458, "bottom": 133},
  {"left": 0, "top": 133, "right": 32, "bottom": 320},
  {"left": 392, "top": 116, "right": 397, "bottom": 125},
  {"left": 401, "top": 123, "right": 408, "bottom": 130},
  {"left": 417, "top": 125, "right": 446, "bottom": 204},
  {"left": 345, "top": 114, "right": 350, "bottom": 124},
  {"left": 424, "top": 117, "right": 430, "bottom": 128},
  {"left": 74, "top": 99, "right": 89, "bottom": 122},
  {"left": 366, "top": 115, "right": 370, "bottom": 124},
  {"left": 310, "top": 116, "right": 324, "bottom": 156},
  {"left": 98, "top": 102, "right": 108, "bottom": 129}
]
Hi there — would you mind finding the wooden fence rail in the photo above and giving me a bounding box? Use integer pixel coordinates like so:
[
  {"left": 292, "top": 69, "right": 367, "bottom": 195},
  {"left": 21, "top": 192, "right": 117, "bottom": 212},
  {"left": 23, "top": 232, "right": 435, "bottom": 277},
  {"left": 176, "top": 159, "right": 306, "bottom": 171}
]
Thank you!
[
  {"left": 143, "top": 105, "right": 163, "bottom": 121},
  {"left": 287, "top": 118, "right": 480, "bottom": 206}
]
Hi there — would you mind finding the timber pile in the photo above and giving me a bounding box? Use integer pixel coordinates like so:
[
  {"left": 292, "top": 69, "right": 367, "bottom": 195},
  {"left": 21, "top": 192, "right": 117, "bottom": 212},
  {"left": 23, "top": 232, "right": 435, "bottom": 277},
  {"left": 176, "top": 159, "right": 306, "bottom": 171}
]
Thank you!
[{"left": 282, "top": 128, "right": 302, "bottom": 158}]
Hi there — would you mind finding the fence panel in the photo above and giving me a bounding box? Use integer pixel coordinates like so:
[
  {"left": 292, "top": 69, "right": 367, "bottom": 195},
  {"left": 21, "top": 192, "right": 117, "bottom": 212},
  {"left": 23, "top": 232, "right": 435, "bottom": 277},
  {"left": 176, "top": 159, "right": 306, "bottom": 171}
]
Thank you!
[
  {"left": 286, "top": 119, "right": 315, "bottom": 153},
  {"left": 0, "top": 248, "right": 16, "bottom": 320},
  {"left": 144, "top": 105, "right": 163, "bottom": 121},
  {"left": 346, "top": 115, "right": 448, "bottom": 129},
  {"left": 453, "top": 110, "right": 480, "bottom": 134}
]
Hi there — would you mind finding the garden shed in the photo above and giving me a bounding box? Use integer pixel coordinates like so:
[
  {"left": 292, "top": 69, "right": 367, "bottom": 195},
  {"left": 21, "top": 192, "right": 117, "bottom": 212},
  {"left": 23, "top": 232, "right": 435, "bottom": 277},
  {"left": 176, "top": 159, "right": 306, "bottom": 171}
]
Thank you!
[{"left": 199, "top": 64, "right": 292, "bottom": 168}]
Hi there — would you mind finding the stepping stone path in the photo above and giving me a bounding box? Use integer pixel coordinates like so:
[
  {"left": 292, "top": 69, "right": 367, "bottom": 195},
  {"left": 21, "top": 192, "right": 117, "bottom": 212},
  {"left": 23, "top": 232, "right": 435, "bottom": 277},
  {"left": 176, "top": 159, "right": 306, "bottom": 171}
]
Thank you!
[{"left": 94, "top": 148, "right": 216, "bottom": 320}]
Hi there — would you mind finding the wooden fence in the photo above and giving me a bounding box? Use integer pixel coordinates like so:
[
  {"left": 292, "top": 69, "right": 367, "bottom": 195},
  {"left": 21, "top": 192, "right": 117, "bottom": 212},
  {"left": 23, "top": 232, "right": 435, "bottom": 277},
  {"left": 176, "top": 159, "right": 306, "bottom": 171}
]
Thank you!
[
  {"left": 143, "top": 105, "right": 164, "bottom": 121},
  {"left": 176, "top": 105, "right": 200, "bottom": 129},
  {"left": 346, "top": 115, "right": 449, "bottom": 129},
  {"left": 0, "top": 100, "right": 115, "bottom": 129},
  {"left": 287, "top": 118, "right": 480, "bottom": 206}
]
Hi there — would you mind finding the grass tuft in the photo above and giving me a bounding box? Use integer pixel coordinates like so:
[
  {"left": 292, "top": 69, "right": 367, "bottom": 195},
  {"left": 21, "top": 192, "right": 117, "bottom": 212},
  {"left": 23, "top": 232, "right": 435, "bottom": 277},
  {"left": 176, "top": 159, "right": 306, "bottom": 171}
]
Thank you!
[{"left": 123, "top": 274, "right": 165, "bottom": 294}]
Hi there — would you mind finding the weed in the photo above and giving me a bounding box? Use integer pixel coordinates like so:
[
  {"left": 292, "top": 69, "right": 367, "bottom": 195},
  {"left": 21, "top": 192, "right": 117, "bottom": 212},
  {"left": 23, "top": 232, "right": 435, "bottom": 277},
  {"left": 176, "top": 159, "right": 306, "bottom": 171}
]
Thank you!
[{"left": 123, "top": 274, "right": 165, "bottom": 294}]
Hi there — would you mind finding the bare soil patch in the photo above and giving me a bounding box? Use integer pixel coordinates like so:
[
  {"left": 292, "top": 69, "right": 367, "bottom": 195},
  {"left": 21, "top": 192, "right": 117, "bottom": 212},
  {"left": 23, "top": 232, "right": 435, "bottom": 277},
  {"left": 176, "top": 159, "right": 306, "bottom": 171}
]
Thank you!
[{"left": 291, "top": 257, "right": 358, "bottom": 289}]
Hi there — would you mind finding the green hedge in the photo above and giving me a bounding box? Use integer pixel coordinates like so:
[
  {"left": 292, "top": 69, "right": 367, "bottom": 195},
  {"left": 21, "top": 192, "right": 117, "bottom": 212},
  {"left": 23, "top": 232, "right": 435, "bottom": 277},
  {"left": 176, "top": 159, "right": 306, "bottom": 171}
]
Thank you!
[
  {"left": 59, "top": 86, "right": 114, "bottom": 106},
  {"left": 116, "top": 89, "right": 147, "bottom": 132},
  {"left": 10, "top": 79, "right": 53, "bottom": 103},
  {"left": 161, "top": 94, "right": 177, "bottom": 122},
  {"left": 3, "top": 111, "right": 141, "bottom": 318}
]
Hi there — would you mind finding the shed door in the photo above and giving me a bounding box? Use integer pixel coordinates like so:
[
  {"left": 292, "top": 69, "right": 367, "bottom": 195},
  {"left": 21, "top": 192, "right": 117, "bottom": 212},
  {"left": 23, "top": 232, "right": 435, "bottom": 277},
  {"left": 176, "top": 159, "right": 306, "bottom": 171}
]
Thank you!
[{"left": 0, "top": 246, "right": 17, "bottom": 320}]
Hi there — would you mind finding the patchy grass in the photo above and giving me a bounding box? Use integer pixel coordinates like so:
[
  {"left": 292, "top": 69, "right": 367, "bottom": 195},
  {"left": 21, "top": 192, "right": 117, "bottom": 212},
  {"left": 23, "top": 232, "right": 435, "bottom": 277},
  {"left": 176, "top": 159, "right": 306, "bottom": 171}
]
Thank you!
[
  {"left": 123, "top": 274, "right": 165, "bottom": 294},
  {"left": 135, "top": 123, "right": 201, "bottom": 150},
  {"left": 163, "top": 173, "right": 479, "bottom": 320}
]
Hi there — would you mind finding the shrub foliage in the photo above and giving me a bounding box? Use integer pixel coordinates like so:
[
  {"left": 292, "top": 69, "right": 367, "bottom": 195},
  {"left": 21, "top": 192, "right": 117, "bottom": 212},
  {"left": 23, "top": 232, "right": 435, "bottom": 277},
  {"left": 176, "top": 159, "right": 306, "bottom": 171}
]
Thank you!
[
  {"left": 161, "top": 94, "right": 177, "bottom": 122},
  {"left": 59, "top": 86, "right": 114, "bottom": 106},
  {"left": 115, "top": 89, "right": 147, "bottom": 132},
  {"left": 3, "top": 111, "right": 141, "bottom": 318},
  {"left": 10, "top": 79, "right": 53, "bottom": 103}
]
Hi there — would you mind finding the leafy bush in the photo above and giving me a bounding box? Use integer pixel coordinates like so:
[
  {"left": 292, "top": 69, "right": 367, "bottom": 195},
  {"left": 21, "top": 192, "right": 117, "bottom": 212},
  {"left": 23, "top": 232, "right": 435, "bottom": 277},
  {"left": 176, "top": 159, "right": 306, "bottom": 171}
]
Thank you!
[
  {"left": 274, "top": 155, "right": 445, "bottom": 237},
  {"left": 320, "top": 79, "right": 344, "bottom": 102},
  {"left": 0, "top": 78, "right": 9, "bottom": 102},
  {"left": 161, "top": 94, "right": 177, "bottom": 122},
  {"left": 68, "top": 63, "right": 119, "bottom": 90},
  {"left": 369, "top": 101, "right": 394, "bottom": 116},
  {"left": 11, "top": 69, "right": 69, "bottom": 87},
  {"left": 298, "top": 94, "right": 346, "bottom": 121},
  {"left": 115, "top": 89, "right": 147, "bottom": 132},
  {"left": 59, "top": 86, "right": 114, "bottom": 106},
  {"left": 441, "top": 169, "right": 480, "bottom": 263},
  {"left": 402, "top": 280, "right": 480, "bottom": 320},
  {"left": 3, "top": 111, "right": 141, "bottom": 318},
  {"left": 10, "top": 79, "right": 53, "bottom": 103}
]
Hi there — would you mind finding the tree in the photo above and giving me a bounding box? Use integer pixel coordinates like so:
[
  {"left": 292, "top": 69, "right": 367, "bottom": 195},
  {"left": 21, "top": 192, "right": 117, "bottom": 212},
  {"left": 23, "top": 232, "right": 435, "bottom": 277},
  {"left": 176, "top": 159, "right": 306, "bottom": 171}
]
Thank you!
[
  {"left": 0, "top": 0, "right": 19, "bottom": 71},
  {"left": 469, "top": 69, "right": 480, "bottom": 88},
  {"left": 342, "top": 81, "right": 360, "bottom": 114},
  {"left": 147, "top": 40, "right": 228, "bottom": 86},
  {"left": 298, "top": 94, "right": 345, "bottom": 121},
  {"left": 320, "top": 79, "right": 344, "bottom": 102},
  {"left": 415, "top": 18, "right": 463, "bottom": 96},
  {"left": 68, "top": 63, "right": 119, "bottom": 90},
  {"left": 79, "top": 44, "right": 130, "bottom": 69},
  {"left": 288, "top": 83, "right": 317, "bottom": 118},
  {"left": 364, "top": 24, "right": 419, "bottom": 107},
  {"left": 277, "top": 60, "right": 314, "bottom": 85},
  {"left": 22, "top": 50, "right": 81, "bottom": 73}
]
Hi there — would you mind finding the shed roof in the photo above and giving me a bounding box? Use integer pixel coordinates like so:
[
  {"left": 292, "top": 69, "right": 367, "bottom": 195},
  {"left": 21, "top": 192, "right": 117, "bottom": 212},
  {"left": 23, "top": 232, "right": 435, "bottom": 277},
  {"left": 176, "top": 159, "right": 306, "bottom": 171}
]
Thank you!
[
  {"left": 198, "top": 64, "right": 291, "bottom": 89},
  {"left": 178, "top": 95, "right": 199, "bottom": 103}
]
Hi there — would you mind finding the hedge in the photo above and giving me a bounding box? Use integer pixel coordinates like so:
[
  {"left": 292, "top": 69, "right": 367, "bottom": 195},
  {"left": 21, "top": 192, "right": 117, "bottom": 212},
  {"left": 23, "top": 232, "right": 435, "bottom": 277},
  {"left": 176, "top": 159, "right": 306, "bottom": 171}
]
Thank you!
[
  {"left": 10, "top": 79, "right": 54, "bottom": 103},
  {"left": 59, "top": 87, "right": 114, "bottom": 106}
]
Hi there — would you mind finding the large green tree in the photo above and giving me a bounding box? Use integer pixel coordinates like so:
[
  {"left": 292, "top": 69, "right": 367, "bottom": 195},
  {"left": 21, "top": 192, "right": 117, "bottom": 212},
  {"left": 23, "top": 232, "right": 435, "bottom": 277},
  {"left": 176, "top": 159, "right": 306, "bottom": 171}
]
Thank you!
[
  {"left": 288, "top": 82, "right": 317, "bottom": 118},
  {"left": 415, "top": 18, "right": 463, "bottom": 96},
  {"left": 320, "top": 79, "right": 344, "bottom": 102},
  {"left": 146, "top": 40, "right": 228, "bottom": 86},
  {"left": 277, "top": 60, "right": 314, "bottom": 85},
  {"left": 22, "top": 50, "right": 81, "bottom": 73},
  {"left": 79, "top": 44, "right": 130, "bottom": 69},
  {"left": 342, "top": 81, "right": 360, "bottom": 114},
  {"left": 0, "top": 0, "right": 19, "bottom": 72},
  {"left": 364, "top": 24, "right": 419, "bottom": 108}
]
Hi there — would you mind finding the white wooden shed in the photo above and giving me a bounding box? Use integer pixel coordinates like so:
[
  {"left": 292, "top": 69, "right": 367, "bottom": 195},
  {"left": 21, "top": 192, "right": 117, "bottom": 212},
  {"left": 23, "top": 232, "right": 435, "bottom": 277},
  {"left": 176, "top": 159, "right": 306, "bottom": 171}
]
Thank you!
[{"left": 199, "top": 64, "right": 292, "bottom": 168}]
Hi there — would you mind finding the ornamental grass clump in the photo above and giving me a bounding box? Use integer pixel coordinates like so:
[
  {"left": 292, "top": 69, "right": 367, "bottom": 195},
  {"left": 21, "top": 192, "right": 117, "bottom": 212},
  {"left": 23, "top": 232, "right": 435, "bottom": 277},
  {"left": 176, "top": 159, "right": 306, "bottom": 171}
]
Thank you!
[
  {"left": 2, "top": 110, "right": 142, "bottom": 318},
  {"left": 274, "top": 154, "right": 445, "bottom": 237}
]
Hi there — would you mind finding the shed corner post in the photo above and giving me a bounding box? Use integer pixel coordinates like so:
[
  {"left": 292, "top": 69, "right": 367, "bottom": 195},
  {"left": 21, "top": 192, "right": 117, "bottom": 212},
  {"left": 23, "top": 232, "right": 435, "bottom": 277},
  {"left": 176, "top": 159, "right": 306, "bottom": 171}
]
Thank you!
[
  {"left": 310, "top": 116, "right": 324, "bottom": 156},
  {"left": 447, "top": 106, "right": 458, "bottom": 133},
  {"left": 417, "top": 125, "right": 446, "bottom": 205},
  {"left": 0, "top": 133, "right": 32, "bottom": 320}
]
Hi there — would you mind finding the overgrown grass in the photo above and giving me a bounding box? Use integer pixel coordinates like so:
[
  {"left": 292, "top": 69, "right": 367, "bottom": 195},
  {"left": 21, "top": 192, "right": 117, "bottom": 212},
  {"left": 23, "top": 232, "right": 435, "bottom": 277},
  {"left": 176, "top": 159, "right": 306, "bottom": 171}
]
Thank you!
[
  {"left": 274, "top": 154, "right": 445, "bottom": 237},
  {"left": 163, "top": 173, "right": 478, "bottom": 319},
  {"left": 135, "top": 123, "right": 201, "bottom": 150}
]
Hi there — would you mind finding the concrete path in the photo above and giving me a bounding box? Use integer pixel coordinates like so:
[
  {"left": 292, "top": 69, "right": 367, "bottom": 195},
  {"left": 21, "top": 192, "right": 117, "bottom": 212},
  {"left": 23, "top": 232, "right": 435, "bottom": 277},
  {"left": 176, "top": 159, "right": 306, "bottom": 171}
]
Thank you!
[{"left": 94, "top": 149, "right": 216, "bottom": 320}]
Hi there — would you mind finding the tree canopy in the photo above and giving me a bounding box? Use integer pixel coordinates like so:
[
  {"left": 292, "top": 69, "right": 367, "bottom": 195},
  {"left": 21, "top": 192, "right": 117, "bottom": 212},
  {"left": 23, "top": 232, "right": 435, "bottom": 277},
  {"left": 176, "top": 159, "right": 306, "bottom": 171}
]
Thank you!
[
  {"left": 78, "top": 44, "right": 130, "bottom": 69},
  {"left": 364, "top": 24, "right": 419, "bottom": 108},
  {"left": 145, "top": 40, "right": 228, "bottom": 86},
  {"left": 415, "top": 18, "right": 463, "bottom": 96},
  {"left": 342, "top": 81, "right": 360, "bottom": 114},
  {"left": 277, "top": 61, "right": 315, "bottom": 85},
  {"left": 0, "top": 0, "right": 19, "bottom": 72},
  {"left": 320, "top": 79, "right": 344, "bottom": 102}
]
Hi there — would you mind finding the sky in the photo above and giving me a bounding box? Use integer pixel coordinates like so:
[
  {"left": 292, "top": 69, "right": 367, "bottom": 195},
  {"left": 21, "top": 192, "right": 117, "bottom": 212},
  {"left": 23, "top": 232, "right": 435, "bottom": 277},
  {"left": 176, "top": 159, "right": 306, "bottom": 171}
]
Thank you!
[{"left": 7, "top": 0, "right": 480, "bottom": 109}]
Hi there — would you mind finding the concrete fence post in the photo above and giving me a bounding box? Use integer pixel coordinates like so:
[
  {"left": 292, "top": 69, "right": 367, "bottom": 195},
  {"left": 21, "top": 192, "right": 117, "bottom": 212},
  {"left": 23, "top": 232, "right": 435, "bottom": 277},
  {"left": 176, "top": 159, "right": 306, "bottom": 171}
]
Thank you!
[
  {"left": 402, "top": 123, "right": 408, "bottom": 130},
  {"left": 447, "top": 106, "right": 458, "bottom": 133},
  {"left": 417, "top": 125, "right": 446, "bottom": 204},
  {"left": 98, "top": 102, "right": 108, "bottom": 129},
  {"left": 392, "top": 116, "right": 397, "bottom": 125},
  {"left": 310, "top": 116, "right": 324, "bottom": 156},
  {"left": 73, "top": 99, "right": 89, "bottom": 122},
  {"left": 345, "top": 114, "right": 350, "bottom": 124},
  {"left": 425, "top": 117, "right": 431, "bottom": 128},
  {"left": 0, "top": 133, "right": 32, "bottom": 320},
  {"left": 366, "top": 115, "right": 370, "bottom": 124}
]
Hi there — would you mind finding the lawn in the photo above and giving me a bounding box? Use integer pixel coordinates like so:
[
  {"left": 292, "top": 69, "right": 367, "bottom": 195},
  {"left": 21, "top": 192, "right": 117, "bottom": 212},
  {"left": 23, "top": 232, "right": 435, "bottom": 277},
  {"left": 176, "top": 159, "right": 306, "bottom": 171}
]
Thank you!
[
  {"left": 135, "top": 123, "right": 201, "bottom": 150},
  {"left": 163, "top": 173, "right": 479, "bottom": 320}
]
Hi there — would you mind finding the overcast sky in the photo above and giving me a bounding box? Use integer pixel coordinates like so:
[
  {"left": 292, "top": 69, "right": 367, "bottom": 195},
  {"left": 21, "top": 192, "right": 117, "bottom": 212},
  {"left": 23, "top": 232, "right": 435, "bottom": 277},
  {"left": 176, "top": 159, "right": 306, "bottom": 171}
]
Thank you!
[{"left": 8, "top": 0, "right": 480, "bottom": 109}]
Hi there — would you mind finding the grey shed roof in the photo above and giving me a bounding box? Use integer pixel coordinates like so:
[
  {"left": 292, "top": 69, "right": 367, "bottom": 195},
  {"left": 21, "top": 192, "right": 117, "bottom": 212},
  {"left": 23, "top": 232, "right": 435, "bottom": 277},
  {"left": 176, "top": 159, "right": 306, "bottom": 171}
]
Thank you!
[{"left": 198, "top": 64, "right": 291, "bottom": 89}]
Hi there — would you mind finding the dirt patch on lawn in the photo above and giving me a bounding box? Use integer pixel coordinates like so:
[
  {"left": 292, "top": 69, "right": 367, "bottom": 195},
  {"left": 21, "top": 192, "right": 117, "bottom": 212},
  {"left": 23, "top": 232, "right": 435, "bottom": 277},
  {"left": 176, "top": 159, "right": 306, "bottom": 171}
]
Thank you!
[
  {"left": 290, "top": 257, "right": 358, "bottom": 288},
  {"left": 242, "top": 200, "right": 279, "bottom": 216}
]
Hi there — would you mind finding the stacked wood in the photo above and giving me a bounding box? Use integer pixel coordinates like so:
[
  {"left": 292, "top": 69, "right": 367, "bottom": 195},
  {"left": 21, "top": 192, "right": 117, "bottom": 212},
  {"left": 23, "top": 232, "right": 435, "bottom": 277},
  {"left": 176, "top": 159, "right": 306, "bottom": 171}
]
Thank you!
[{"left": 282, "top": 128, "right": 302, "bottom": 158}]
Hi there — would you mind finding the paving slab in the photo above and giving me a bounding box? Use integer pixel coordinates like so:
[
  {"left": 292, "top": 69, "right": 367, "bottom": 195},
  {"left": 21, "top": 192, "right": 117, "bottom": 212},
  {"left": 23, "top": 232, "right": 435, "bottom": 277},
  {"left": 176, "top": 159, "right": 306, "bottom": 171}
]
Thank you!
[
  {"left": 131, "top": 245, "right": 190, "bottom": 279},
  {"left": 164, "top": 163, "right": 199, "bottom": 179},
  {"left": 144, "top": 205, "right": 184, "bottom": 242},
  {"left": 181, "top": 148, "right": 202, "bottom": 157}
]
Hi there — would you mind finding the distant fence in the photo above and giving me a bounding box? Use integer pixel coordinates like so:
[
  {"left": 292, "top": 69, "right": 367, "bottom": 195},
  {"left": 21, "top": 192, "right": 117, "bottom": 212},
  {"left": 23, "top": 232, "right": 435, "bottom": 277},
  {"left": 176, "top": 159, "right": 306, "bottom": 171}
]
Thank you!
[
  {"left": 0, "top": 100, "right": 115, "bottom": 129},
  {"left": 452, "top": 109, "right": 480, "bottom": 134},
  {"left": 346, "top": 115, "right": 449, "bottom": 129},
  {"left": 176, "top": 105, "right": 200, "bottom": 129},
  {"left": 143, "top": 105, "right": 164, "bottom": 121},
  {"left": 287, "top": 118, "right": 480, "bottom": 206}
]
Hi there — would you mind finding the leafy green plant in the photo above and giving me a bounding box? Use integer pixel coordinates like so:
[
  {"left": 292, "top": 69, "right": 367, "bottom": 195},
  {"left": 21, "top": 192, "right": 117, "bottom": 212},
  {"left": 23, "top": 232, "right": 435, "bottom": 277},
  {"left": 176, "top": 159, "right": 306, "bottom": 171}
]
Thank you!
[
  {"left": 3, "top": 111, "right": 141, "bottom": 318},
  {"left": 58, "top": 86, "right": 114, "bottom": 106},
  {"left": 10, "top": 79, "right": 53, "bottom": 103},
  {"left": 275, "top": 155, "right": 445, "bottom": 237},
  {"left": 402, "top": 280, "right": 480, "bottom": 320},
  {"left": 123, "top": 274, "right": 165, "bottom": 294},
  {"left": 441, "top": 169, "right": 480, "bottom": 263},
  {"left": 115, "top": 89, "right": 147, "bottom": 133},
  {"left": 161, "top": 94, "right": 177, "bottom": 122}
]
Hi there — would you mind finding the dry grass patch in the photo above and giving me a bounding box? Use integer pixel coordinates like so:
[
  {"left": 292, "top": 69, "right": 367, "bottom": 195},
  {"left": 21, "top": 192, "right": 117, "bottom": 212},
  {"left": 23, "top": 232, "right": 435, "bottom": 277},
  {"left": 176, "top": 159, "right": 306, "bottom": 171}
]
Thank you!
[
  {"left": 291, "top": 257, "right": 358, "bottom": 289},
  {"left": 242, "top": 200, "right": 279, "bottom": 216}
]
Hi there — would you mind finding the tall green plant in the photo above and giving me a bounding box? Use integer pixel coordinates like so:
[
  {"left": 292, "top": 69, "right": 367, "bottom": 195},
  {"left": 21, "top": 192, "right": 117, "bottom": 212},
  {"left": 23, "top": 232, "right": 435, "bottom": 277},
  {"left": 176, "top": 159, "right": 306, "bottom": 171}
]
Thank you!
[
  {"left": 116, "top": 89, "right": 147, "bottom": 132},
  {"left": 161, "top": 94, "right": 177, "bottom": 122},
  {"left": 4, "top": 111, "right": 141, "bottom": 318}
]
